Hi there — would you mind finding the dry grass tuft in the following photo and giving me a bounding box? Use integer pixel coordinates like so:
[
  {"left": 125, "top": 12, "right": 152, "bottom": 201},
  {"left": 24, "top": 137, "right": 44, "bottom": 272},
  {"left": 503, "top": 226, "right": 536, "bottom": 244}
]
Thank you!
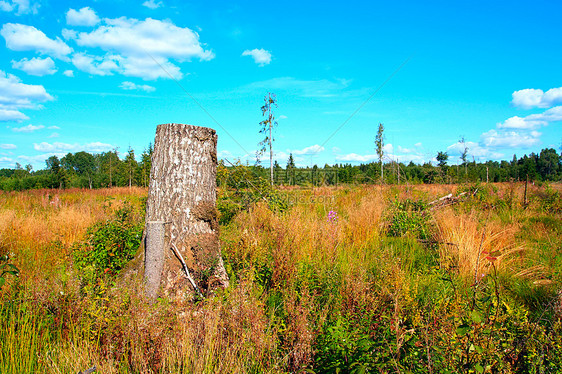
[{"left": 434, "top": 208, "right": 524, "bottom": 278}]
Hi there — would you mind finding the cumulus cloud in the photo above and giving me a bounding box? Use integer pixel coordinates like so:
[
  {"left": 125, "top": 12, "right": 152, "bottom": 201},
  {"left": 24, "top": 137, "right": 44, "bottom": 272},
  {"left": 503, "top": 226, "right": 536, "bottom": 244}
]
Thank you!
[
  {"left": 120, "top": 81, "right": 156, "bottom": 92},
  {"left": 446, "top": 140, "right": 504, "bottom": 161},
  {"left": 512, "top": 87, "right": 562, "bottom": 109},
  {"left": 242, "top": 48, "right": 272, "bottom": 66},
  {"left": 0, "top": 143, "right": 17, "bottom": 149},
  {"left": 34, "top": 141, "right": 114, "bottom": 153},
  {"left": 142, "top": 0, "right": 163, "bottom": 9},
  {"left": 12, "top": 57, "right": 57, "bottom": 76},
  {"left": 498, "top": 106, "right": 562, "bottom": 130},
  {"left": 336, "top": 153, "right": 378, "bottom": 163},
  {"left": 292, "top": 144, "right": 325, "bottom": 155},
  {"left": 0, "top": 157, "right": 14, "bottom": 164},
  {"left": 63, "top": 70, "right": 74, "bottom": 77},
  {"left": 12, "top": 124, "right": 44, "bottom": 132},
  {"left": 64, "top": 17, "right": 213, "bottom": 80},
  {"left": 71, "top": 53, "right": 119, "bottom": 76},
  {"left": 0, "top": 70, "right": 54, "bottom": 121},
  {"left": 1, "top": 23, "right": 72, "bottom": 60},
  {"left": 66, "top": 7, "right": 100, "bottom": 27},
  {"left": 0, "top": 109, "right": 28, "bottom": 121},
  {"left": 480, "top": 129, "right": 541, "bottom": 148},
  {"left": 0, "top": 0, "right": 40, "bottom": 15}
]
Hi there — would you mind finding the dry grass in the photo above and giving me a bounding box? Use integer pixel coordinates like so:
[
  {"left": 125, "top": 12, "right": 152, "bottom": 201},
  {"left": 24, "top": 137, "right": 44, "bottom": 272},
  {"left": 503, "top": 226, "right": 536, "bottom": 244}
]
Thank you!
[
  {"left": 1, "top": 183, "right": 560, "bottom": 373},
  {"left": 433, "top": 208, "right": 525, "bottom": 279}
]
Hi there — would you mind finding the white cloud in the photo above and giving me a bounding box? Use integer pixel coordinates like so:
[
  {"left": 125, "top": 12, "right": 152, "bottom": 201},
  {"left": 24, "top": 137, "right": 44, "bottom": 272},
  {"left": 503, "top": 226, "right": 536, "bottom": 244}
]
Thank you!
[
  {"left": 480, "top": 129, "right": 541, "bottom": 148},
  {"left": 33, "top": 141, "right": 114, "bottom": 153},
  {"left": 143, "top": 0, "right": 163, "bottom": 9},
  {"left": 0, "top": 0, "right": 40, "bottom": 15},
  {"left": 117, "top": 55, "right": 183, "bottom": 80},
  {"left": 292, "top": 144, "right": 325, "bottom": 155},
  {"left": 66, "top": 7, "right": 100, "bottom": 27},
  {"left": 74, "top": 17, "right": 214, "bottom": 60},
  {"left": 12, "top": 57, "right": 57, "bottom": 76},
  {"left": 48, "top": 132, "right": 59, "bottom": 138},
  {"left": 71, "top": 53, "right": 119, "bottom": 76},
  {"left": 120, "top": 81, "right": 156, "bottom": 92},
  {"left": 1, "top": 23, "right": 72, "bottom": 60},
  {"left": 0, "top": 157, "right": 14, "bottom": 164},
  {"left": 446, "top": 140, "right": 504, "bottom": 161},
  {"left": 0, "top": 109, "right": 28, "bottom": 121},
  {"left": 336, "top": 153, "right": 378, "bottom": 163},
  {"left": 0, "top": 143, "right": 17, "bottom": 149},
  {"left": 498, "top": 105, "right": 562, "bottom": 130},
  {"left": 383, "top": 143, "right": 394, "bottom": 154},
  {"left": 217, "top": 150, "right": 232, "bottom": 159},
  {"left": 48, "top": 125, "right": 59, "bottom": 129},
  {"left": 242, "top": 48, "right": 272, "bottom": 66},
  {"left": 12, "top": 124, "right": 44, "bottom": 132},
  {"left": 278, "top": 115, "right": 287, "bottom": 120},
  {"left": 512, "top": 87, "right": 562, "bottom": 109},
  {"left": 0, "top": 70, "right": 54, "bottom": 121},
  {"left": 61, "top": 29, "right": 77, "bottom": 40},
  {"left": 63, "top": 70, "right": 74, "bottom": 77},
  {"left": 64, "top": 17, "right": 213, "bottom": 80}
]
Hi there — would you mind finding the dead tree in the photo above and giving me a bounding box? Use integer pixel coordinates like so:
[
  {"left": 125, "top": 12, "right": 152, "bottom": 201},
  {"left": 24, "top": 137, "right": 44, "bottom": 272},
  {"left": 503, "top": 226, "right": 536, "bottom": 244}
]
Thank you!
[{"left": 144, "top": 123, "right": 229, "bottom": 302}]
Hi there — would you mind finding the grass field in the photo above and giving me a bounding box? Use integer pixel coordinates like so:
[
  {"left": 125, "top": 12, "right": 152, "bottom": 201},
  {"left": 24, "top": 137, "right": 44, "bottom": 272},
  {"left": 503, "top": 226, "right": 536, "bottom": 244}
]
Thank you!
[{"left": 1, "top": 182, "right": 562, "bottom": 373}]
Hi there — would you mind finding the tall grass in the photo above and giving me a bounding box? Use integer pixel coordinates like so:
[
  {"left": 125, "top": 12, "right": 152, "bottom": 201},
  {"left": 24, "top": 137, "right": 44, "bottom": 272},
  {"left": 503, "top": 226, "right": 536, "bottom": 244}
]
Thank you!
[{"left": 0, "top": 183, "right": 561, "bottom": 372}]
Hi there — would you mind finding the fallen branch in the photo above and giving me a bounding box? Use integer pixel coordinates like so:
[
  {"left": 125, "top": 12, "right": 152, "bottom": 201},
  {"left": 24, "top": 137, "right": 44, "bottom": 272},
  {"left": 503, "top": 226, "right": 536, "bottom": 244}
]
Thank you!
[
  {"left": 417, "top": 239, "right": 458, "bottom": 247},
  {"left": 428, "top": 191, "right": 471, "bottom": 210},
  {"left": 170, "top": 242, "right": 203, "bottom": 297},
  {"left": 78, "top": 366, "right": 96, "bottom": 374}
]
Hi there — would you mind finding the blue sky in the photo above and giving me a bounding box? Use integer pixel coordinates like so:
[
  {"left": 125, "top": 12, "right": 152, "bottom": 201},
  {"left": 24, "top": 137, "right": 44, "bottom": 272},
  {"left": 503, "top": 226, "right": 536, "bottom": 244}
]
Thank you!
[{"left": 0, "top": 0, "right": 561, "bottom": 170}]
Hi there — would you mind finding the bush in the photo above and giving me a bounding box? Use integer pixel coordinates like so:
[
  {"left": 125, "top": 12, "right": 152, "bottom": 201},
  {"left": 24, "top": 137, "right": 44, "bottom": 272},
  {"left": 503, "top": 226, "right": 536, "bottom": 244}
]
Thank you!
[
  {"left": 73, "top": 201, "right": 143, "bottom": 280},
  {"left": 387, "top": 198, "right": 432, "bottom": 240}
]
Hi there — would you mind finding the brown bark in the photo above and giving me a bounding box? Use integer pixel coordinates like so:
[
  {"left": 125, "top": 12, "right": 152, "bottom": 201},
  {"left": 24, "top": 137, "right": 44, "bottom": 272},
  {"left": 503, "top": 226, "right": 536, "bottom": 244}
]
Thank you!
[{"left": 144, "top": 123, "right": 228, "bottom": 302}]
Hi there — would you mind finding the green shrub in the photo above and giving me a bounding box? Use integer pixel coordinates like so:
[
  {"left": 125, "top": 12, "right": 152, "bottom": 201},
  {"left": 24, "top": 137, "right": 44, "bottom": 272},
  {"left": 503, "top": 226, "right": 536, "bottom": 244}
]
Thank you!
[
  {"left": 533, "top": 184, "right": 562, "bottom": 213},
  {"left": 73, "top": 201, "right": 143, "bottom": 280},
  {"left": 387, "top": 198, "right": 431, "bottom": 240}
]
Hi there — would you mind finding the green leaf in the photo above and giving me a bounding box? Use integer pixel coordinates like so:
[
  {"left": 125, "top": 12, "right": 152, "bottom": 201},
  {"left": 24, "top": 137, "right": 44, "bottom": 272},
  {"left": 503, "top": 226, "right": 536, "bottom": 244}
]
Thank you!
[
  {"left": 0, "top": 277, "right": 5, "bottom": 288},
  {"left": 456, "top": 324, "right": 470, "bottom": 336},
  {"left": 471, "top": 310, "right": 483, "bottom": 324},
  {"left": 475, "top": 363, "right": 484, "bottom": 373}
]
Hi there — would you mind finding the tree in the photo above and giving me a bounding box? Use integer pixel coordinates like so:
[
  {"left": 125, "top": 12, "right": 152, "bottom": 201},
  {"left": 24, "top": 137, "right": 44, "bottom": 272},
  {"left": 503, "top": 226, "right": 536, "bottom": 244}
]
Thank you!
[
  {"left": 286, "top": 153, "right": 295, "bottom": 185},
  {"left": 459, "top": 136, "right": 469, "bottom": 179},
  {"left": 125, "top": 147, "right": 137, "bottom": 188},
  {"left": 140, "top": 143, "right": 153, "bottom": 187},
  {"left": 73, "top": 151, "right": 96, "bottom": 189},
  {"left": 375, "top": 123, "right": 385, "bottom": 182},
  {"left": 258, "top": 93, "right": 278, "bottom": 187},
  {"left": 436, "top": 151, "right": 448, "bottom": 167}
]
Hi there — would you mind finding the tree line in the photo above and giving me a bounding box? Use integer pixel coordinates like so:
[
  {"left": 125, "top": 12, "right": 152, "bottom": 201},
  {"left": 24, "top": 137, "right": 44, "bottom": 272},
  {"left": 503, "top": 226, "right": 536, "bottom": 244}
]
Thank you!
[
  {"left": 0, "top": 146, "right": 153, "bottom": 191},
  {"left": 0, "top": 146, "right": 560, "bottom": 191}
]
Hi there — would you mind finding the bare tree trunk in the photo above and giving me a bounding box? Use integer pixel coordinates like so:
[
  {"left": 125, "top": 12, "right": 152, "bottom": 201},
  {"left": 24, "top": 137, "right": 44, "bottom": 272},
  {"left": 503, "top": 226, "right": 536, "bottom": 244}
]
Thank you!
[
  {"left": 144, "top": 123, "right": 229, "bottom": 302},
  {"left": 269, "top": 124, "right": 273, "bottom": 187}
]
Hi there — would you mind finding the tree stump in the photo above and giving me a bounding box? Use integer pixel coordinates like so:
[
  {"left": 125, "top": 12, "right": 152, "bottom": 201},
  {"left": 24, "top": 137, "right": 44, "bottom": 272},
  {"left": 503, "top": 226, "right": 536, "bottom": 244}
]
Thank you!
[{"left": 144, "top": 123, "right": 229, "bottom": 302}]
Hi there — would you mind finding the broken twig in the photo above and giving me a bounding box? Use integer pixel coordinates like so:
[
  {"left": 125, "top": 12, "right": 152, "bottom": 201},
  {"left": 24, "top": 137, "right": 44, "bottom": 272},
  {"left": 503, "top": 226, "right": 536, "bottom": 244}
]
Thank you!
[{"left": 170, "top": 242, "right": 203, "bottom": 297}]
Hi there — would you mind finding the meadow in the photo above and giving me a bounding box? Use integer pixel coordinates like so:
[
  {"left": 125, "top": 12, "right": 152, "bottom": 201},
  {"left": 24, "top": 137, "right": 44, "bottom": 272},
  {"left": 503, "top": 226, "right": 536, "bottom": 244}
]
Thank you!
[{"left": 1, "top": 182, "right": 562, "bottom": 373}]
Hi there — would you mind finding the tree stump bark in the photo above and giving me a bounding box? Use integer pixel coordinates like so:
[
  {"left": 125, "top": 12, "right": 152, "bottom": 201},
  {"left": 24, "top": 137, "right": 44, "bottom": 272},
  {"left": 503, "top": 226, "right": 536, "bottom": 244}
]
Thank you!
[{"left": 144, "top": 123, "right": 229, "bottom": 302}]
